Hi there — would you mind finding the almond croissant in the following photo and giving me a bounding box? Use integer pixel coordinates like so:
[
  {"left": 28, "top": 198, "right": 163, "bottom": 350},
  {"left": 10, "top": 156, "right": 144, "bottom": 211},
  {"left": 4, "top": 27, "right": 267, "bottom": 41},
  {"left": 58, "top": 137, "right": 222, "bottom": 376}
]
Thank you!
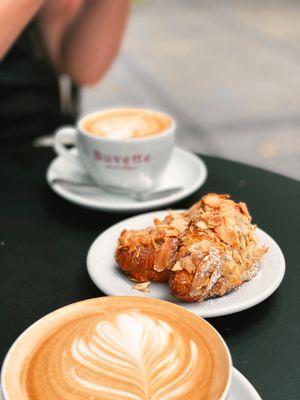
[{"left": 115, "top": 193, "right": 268, "bottom": 302}]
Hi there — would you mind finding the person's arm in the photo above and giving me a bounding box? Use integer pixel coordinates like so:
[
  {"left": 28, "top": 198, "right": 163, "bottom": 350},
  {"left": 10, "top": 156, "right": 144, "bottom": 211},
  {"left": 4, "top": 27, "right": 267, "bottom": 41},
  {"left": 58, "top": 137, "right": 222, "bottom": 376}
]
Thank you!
[
  {"left": 39, "top": 0, "right": 129, "bottom": 86},
  {"left": 0, "top": 0, "right": 44, "bottom": 59}
]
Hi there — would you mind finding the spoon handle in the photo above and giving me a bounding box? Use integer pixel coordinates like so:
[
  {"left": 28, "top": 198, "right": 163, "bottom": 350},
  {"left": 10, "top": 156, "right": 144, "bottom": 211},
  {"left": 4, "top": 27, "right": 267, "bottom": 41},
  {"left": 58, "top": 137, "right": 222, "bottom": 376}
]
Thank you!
[{"left": 50, "top": 178, "right": 182, "bottom": 201}]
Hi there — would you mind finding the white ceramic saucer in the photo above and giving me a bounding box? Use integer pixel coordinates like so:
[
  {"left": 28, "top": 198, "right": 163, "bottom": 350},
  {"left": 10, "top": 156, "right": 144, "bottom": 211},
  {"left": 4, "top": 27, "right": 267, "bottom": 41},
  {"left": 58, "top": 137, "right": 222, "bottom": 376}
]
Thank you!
[
  {"left": 230, "top": 368, "right": 262, "bottom": 400},
  {"left": 87, "top": 210, "right": 285, "bottom": 318},
  {"left": 46, "top": 147, "right": 207, "bottom": 212}
]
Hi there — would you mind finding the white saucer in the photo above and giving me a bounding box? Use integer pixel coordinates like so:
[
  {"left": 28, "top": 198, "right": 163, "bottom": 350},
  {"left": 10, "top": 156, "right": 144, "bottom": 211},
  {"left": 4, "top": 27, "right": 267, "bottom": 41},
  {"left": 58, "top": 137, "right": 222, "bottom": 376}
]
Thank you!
[
  {"left": 46, "top": 147, "right": 207, "bottom": 212},
  {"left": 87, "top": 210, "right": 285, "bottom": 318},
  {"left": 230, "top": 368, "right": 262, "bottom": 400}
]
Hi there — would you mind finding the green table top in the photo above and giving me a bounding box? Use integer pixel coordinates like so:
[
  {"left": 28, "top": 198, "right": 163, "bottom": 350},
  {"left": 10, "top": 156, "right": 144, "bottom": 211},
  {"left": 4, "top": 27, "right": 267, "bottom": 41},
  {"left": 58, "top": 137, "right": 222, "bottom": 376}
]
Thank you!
[{"left": 1, "top": 144, "right": 299, "bottom": 399}]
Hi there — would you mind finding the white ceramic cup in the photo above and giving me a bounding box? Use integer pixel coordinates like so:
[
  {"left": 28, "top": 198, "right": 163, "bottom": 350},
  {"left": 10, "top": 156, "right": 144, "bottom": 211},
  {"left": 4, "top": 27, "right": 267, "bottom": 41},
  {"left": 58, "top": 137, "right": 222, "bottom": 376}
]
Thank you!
[
  {"left": 1, "top": 297, "right": 232, "bottom": 400},
  {"left": 54, "top": 108, "right": 175, "bottom": 194}
]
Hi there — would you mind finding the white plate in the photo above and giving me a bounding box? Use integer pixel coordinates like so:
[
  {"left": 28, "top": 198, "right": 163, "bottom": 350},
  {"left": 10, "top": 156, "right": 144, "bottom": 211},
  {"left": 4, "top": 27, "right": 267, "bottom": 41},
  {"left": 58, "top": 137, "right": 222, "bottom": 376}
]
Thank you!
[
  {"left": 230, "top": 368, "right": 262, "bottom": 400},
  {"left": 87, "top": 210, "right": 285, "bottom": 318},
  {"left": 46, "top": 147, "right": 207, "bottom": 212}
]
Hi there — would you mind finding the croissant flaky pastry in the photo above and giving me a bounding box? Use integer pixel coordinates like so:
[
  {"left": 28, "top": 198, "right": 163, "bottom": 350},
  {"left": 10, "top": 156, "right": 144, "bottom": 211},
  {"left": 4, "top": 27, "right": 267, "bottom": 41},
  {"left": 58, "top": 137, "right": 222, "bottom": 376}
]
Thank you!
[{"left": 116, "top": 193, "right": 268, "bottom": 302}]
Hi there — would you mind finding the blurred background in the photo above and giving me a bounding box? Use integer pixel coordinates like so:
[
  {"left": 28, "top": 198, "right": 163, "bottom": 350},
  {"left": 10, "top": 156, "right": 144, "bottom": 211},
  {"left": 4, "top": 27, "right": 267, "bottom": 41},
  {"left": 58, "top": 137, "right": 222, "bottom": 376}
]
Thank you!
[{"left": 81, "top": 0, "right": 300, "bottom": 180}]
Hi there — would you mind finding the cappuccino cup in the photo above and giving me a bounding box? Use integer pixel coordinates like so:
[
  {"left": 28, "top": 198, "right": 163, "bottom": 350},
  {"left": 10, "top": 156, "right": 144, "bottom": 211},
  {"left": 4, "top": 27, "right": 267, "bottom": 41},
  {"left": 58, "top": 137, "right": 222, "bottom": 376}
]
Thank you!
[
  {"left": 1, "top": 297, "right": 232, "bottom": 400},
  {"left": 54, "top": 108, "right": 175, "bottom": 194}
]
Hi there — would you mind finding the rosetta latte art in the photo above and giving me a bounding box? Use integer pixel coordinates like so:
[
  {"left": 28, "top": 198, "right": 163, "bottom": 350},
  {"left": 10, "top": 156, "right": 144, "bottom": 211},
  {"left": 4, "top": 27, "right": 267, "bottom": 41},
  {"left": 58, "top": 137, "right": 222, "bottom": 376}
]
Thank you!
[
  {"left": 4, "top": 299, "right": 230, "bottom": 400},
  {"left": 22, "top": 311, "right": 206, "bottom": 400},
  {"left": 70, "top": 312, "right": 198, "bottom": 400},
  {"left": 26, "top": 311, "right": 200, "bottom": 400}
]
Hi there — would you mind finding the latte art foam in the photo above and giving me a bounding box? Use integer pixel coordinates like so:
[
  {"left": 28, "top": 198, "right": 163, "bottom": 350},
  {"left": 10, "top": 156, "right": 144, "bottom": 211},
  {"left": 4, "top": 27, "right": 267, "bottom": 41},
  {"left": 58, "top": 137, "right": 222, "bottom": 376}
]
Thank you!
[
  {"left": 38, "top": 312, "right": 198, "bottom": 400},
  {"left": 2, "top": 298, "right": 230, "bottom": 400},
  {"left": 83, "top": 109, "right": 172, "bottom": 139}
]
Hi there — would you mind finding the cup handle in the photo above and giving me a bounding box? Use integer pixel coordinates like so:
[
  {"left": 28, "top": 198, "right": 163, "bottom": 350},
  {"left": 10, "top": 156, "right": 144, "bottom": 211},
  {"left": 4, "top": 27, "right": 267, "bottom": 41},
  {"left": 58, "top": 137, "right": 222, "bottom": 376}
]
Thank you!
[{"left": 54, "top": 126, "right": 79, "bottom": 165}]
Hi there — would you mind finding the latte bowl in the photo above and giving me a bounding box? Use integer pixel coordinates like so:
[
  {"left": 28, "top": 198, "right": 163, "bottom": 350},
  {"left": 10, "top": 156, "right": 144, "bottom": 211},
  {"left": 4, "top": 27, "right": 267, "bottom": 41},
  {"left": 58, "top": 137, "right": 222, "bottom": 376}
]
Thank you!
[{"left": 1, "top": 297, "right": 232, "bottom": 400}]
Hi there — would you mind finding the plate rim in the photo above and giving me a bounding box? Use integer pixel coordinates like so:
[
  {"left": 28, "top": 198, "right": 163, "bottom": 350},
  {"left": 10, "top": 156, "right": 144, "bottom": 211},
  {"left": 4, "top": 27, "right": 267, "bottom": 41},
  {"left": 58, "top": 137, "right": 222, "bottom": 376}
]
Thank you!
[
  {"left": 231, "top": 368, "right": 262, "bottom": 400},
  {"left": 86, "top": 210, "right": 285, "bottom": 318},
  {"left": 46, "top": 147, "right": 207, "bottom": 212}
]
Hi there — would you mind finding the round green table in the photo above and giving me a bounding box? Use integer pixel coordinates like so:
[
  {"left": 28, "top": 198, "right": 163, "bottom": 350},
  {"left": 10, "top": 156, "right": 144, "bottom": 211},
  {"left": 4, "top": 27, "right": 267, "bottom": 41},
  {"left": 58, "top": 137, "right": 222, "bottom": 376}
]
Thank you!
[{"left": 0, "top": 143, "right": 299, "bottom": 399}]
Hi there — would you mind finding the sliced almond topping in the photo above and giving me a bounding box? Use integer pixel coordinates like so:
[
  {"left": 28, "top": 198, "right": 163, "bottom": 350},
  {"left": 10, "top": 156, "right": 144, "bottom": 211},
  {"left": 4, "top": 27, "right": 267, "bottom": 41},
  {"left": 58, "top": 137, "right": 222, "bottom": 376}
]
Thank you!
[
  {"left": 155, "top": 225, "right": 178, "bottom": 237},
  {"left": 162, "top": 214, "right": 173, "bottom": 225},
  {"left": 204, "top": 228, "right": 214, "bottom": 236},
  {"left": 250, "top": 230, "right": 259, "bottom": 244},
  {"left": 133, "top": 281, "right": 151, "bottom": 293},
  {"left": 171, "top": 261, "right": 183, "bottom": 271},
  {"left": 232, "top": 249, "right": 242, "bottom": 263},
  {"left": 201, "top": 213, "right": 223, "bottom": 227},
  {"left": 224, "top": 217, "right": 236, "bottom": 228},
  {"left": 196, "top": 277, "right": 210, "bottom": 288},
  {"left": 181, "top": 257, "right": 197, "bottom": 274},
  {"left": 215, "top": 224, "right": 238, "bottom": 245},
  {"left": 195, "top": 220, "right": 209, "bottom": 230},
  {"left": 170, "top": 215, "right": 189, "bottom": 233},
  {"left": 239, "top": 202, "right": 250, "bottom": 218},
  {"left": 190, "top": 239, "right": 210, "bottom": 253},
  {"left": 244, "top": 241, "right": 256, "bottom": 257},
  {"left": 154, "top": 237, "right": 178, "bottom": 272},
  {"left": 165, "top": 229, "right": 179, "bottom": 237},
  {"left": 240, "top": 235, "right": 246, "bottom": 249},
  {"left": 203, "top": 194, "right": 223, "bottom": 208},
  {"left": 155, "top": 224, "right": 174, "bottom": 230}
]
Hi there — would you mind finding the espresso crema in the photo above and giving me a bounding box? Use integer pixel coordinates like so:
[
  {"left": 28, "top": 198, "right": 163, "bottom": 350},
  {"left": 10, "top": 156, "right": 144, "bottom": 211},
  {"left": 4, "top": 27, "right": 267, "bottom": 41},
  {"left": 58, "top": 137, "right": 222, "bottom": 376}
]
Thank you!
[
  {"left": 82, "top": 109, "right": 172, "bottom": 139},
  {"left": 2, "top": 297, "right": 230, "bottom": 400}
]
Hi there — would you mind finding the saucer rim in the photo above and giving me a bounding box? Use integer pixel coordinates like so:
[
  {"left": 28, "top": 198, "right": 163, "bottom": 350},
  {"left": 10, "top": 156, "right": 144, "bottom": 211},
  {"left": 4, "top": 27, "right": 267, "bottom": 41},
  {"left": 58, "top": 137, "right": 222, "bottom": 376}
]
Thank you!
[
  {"left": 230, "top": 368, "right": 262, "bottom": 399},
  {"left": 46, "top": 147, "right": 207, "bottom": 212}
]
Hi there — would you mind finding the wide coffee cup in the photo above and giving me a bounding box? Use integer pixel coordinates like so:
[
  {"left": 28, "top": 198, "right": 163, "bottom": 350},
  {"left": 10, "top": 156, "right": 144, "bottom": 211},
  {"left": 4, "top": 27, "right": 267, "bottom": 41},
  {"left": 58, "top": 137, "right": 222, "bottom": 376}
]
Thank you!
[
  {"left": 54, "top": 108, "right": 175, "bottom": 194},
  {"left": 1, "top": 297, "right": 232, "bottom": 400}
]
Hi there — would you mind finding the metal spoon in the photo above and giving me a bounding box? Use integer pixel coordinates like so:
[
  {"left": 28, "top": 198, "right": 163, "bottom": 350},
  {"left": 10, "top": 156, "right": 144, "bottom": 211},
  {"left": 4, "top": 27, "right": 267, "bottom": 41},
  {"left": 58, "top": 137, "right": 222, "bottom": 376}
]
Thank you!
[{"left": 50, "top": 178, "right": 182, "bottom": 202}]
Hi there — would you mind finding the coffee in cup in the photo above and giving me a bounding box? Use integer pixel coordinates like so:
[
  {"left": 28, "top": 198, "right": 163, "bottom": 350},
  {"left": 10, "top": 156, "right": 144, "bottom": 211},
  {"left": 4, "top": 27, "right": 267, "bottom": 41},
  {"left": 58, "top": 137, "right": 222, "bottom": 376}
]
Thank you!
[
  {"left": 54, "top": 108, "right": 175, "bottom": 194},
  {"left": 83, "top": 108, "right": 172, "bottom": 140},
  {"left": 1, "top": 297, "right": 232, "bottom": 400}
]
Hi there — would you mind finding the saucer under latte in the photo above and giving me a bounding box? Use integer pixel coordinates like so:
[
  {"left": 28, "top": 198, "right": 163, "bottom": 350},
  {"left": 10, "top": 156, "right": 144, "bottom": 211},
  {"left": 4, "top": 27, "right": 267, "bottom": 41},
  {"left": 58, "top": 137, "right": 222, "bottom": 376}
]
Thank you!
[
  {"left": 47, "top": 147, "right": 207, "bottom": 212},
  {"left": 1, "top": 297, "right": 231, "bottom": 400}
]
